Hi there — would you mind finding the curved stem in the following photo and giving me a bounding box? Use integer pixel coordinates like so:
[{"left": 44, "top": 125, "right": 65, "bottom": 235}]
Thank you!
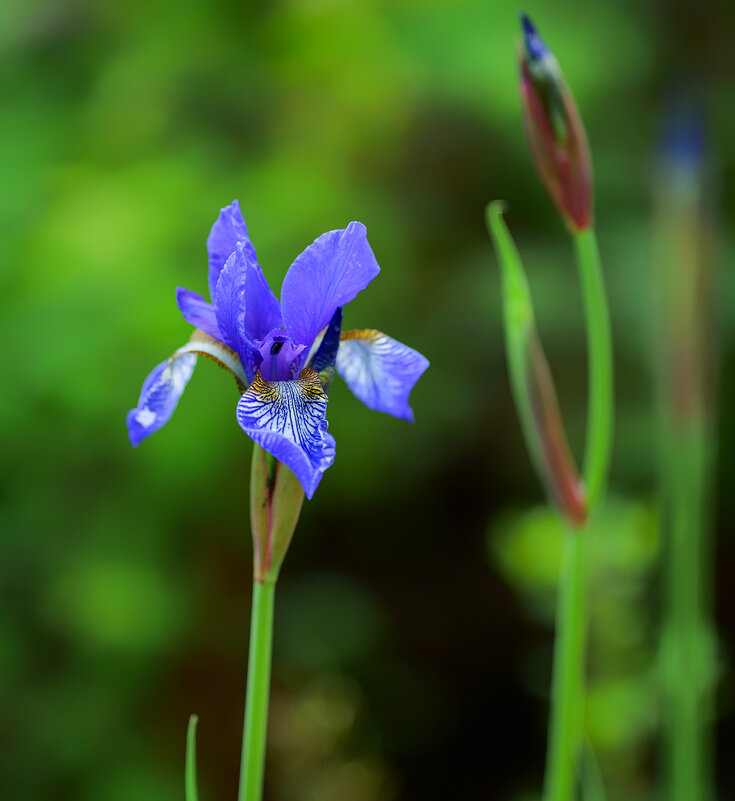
[
  {"left": 238, "top": 580, "right": 276, "bottom": 801},
  {"left": 544, "top": 527, "right": 588, "bottom": 801},
  {"left": 574, "top": 228, "right": 613, "bottom": 508}
]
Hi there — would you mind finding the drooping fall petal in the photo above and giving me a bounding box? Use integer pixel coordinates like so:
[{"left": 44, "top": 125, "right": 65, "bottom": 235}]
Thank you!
[
  {"left": 336, "top": 329, "right": 429, "bottom": 422},
  {"left": 236, "top": 368, "right": 336, "bottom": 498}
]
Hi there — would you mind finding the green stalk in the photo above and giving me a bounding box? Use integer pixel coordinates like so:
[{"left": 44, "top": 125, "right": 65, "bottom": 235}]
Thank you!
[
  {"left": 544, "top": 527, "right": 587, "bottom": 801},
  {"left": 650, "top": 150, "right": 715, "bottom": 801},
  {"left": 543, "top": 227, "right": 612, "bottom": 801},
  {"left": 662, "top": 422, "right": 712, "bottom": 801},
  {"left": 487, "top": 206, "right": 608, "bottom": 800},
  {"left": 487, "top": 207, "right": 612, "bottom": 800},
  {"left": 238, "top": 580, "right": 276, "bottom": 801},
  {"left": 574, "top": 228, "right": 613, "bottom": 509}
]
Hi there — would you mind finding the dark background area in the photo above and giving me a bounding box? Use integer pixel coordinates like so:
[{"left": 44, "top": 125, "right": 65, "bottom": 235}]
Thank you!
[{"left": 1, "top": 1, "right": 734, "bottom": 799}]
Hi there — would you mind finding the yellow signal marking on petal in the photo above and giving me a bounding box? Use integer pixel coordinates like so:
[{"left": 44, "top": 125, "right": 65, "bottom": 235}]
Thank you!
[
  {"left": 239, "top": 369, "right": 330, "bottom": 460},
  {"left": 297, "top": 367, "right": 330, "bottom": 399},
  {"left": 247, "top": 367, "right": 328, "bottom": 404},
  {"left": 340, "top": 329, "right": 381, "bottom": 343}
]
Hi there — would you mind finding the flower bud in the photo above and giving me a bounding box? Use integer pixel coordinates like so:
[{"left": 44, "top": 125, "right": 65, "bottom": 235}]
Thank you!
[{"left": 519, "top": 14, "right": 593, "bottom": 232}]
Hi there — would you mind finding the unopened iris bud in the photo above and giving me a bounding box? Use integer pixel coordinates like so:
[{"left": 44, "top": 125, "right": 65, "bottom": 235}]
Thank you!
[{"left": 519, "top": 14, "right": 593, "bottom": 232}]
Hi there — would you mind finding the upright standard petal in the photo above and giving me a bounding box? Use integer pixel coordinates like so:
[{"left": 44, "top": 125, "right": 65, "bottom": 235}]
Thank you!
[
  {"left": 207, "top": 200, "right": 257, "bottom": 300},
  {"left": 215, "top": 243, "right": 282, "bottom": 358},
  {"left": 214, "top": 248, "right": 247, "bottom": 353},
  {"left": 126, "top": 352, "right": 197, "bottom": 446},
  {"left": 242, "top": 253, "right": 282, "bottom": 342},
  {"left": 236, "top": 368, "right": 335, "bottom": 498},
  {"left": 280, "top": 222, "right": 380, "bottom": 349},
  {"left": 176, "top": 287, "right": 222, "bottom": 341},
  {"left": 336, "top": 330, "right": 429, "bottom": 422}
]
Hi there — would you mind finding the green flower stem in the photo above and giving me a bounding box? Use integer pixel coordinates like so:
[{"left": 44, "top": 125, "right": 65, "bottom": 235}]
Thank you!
[
  {"left": 663, "top": 422, "right": 713, "bottom": 801},
  {"left": 487, "top": 208, "right": 612, "bottom": 801},
  {"left": 651, "top": 163, "right": 715, "bottom": 801},
  {"left": 238, "top": 579, "right": 276, "bottom": 801},
  {"left": 544, "top": 227, "right": 611, "bottom": 801},
  {"left": 544, "top": 526, "right": 588, "bottom": 801},
  {"left": 574, "top": 228, "right": 613, "bottom": 508}
]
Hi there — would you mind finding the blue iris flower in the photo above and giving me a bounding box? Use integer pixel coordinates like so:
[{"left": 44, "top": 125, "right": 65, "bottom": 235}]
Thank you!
[{"left": 127, "top": 200, "right": 429, "bottom": 498}]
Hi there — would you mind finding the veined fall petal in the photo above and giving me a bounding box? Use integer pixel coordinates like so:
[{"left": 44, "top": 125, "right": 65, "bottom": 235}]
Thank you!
[
  {"left": 126, "top": 329, "right": 248, "bottom": 447},
  {"left": 127, "top": 352, "right": 197, "bottom": 447},
  {"left": 236, "top": 369, "right": 336, "bottom": 499},
  {"left": 336, "top": 329, "right": 429, "bottom": 422}
]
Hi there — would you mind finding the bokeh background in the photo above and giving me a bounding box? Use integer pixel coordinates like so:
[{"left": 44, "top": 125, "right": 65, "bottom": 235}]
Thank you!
[{"left": 2, "top": 0, "right": 734, "bottom": 799}]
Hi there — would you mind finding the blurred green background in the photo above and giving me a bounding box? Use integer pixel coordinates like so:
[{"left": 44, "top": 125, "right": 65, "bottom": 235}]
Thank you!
[{"left": 2, "top": 0, "right": 734, "bottom": 799}]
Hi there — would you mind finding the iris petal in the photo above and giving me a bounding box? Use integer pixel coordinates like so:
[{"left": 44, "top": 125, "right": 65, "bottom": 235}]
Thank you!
[
  {"left": 242, "top": 253, "right": 282, "bottom": 342},
  {"left": 215, "top": 243, "right": 282, "bottom": 377},
  {"left": 336, "top": 330, "right": 429, "bottom": 422},
  {"left": 236, "top": 368, "right": 335, "bottom": 498},
  {"left": 214, "top": 245, "right": 248, "bottom": 352},
  {"left": 127, "top": 329, "right": 251, "bottom": 447},
  {"left": 281, "top": 222, "right": 379, "bottom": 349},
  {"left": 126, "top": 352, "right": 197, "bottom": 446},
  {"left": 176, "top": 287, "right": 222, "bottom": 341},
  {"left": 182, "top": 329, "right": 249, "bottom": 389},
  {"left": 207, "top": 199, "right": 257, "bottom": 301}
]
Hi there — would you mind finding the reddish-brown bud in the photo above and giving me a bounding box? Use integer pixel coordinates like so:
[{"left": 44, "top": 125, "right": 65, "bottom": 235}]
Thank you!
[{"left": 519, "top": 14, "right": 593, "bottom": 232}]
